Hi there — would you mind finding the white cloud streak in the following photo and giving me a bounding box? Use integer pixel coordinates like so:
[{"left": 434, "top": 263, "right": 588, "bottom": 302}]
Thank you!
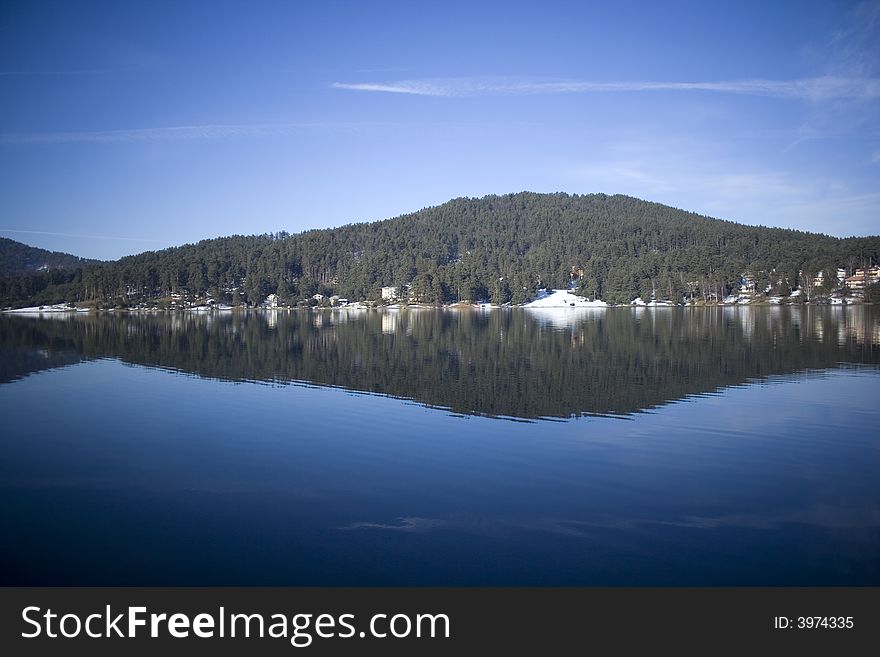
[
  {"left": 332, "top": 75, "right": 880, "bottom": 101},
  {"left": 569, "top": 152, "right": 880, "bottom": 237},
  {"left": 823, "top": 0, "right": 880, "bottom": 77},
  {"left": 0, "top": 69, "right": 125, "bottom": 77},
  {"left": 0, "top": 229, "right": 167, "bottom": 243},
  {"left": 0, "top": 121, "right": 365, "bottom": 144}
]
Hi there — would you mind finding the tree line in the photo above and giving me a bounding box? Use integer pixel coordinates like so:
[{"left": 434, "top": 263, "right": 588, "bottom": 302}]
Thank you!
[{"left": 2, "top": 193, "right": 879, "bottom": 308}]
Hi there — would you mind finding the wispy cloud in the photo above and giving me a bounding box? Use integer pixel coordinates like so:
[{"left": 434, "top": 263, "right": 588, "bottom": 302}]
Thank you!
[
  {"left": 822, "top": 0, "right": 880, "bottom": 77},
  {"left": 0, "top": 122, "right": 361, "bottom": 144},
  {"left": 0, "top": 68, "right": 132, "bottom": 77},
  {"left": 569, "top": 149, "right": 880, "bottom": 237},
  {"left": 0, "top": 229, "right": 167, "bottom": 243},
  {"left": 333, "top": 75, "right": 880, "bottom": 101}
]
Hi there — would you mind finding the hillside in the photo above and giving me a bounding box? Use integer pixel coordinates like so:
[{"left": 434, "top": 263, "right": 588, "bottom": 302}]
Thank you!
[
  {"left": 0, "top": 237, "right": 96, "bottom": 276},
  {"left": 2, "top": 193, "right": 879, "bottom": 307}
]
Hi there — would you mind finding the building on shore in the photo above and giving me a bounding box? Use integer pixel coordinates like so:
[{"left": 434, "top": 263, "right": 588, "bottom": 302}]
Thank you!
[{"left": 845, "top": 266, "right": 880, "bottom": 290}]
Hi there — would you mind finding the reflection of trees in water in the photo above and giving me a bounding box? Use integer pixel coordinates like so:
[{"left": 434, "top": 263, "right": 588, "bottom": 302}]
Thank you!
[{"left": 1, "top": 307, "right": 878, "bottom": 419}]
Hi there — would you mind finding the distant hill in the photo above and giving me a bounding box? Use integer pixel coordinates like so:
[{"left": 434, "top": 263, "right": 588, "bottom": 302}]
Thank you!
[
  {"left": 0, "top": 237, "right": 96, "bottom": 276},
  {"left": 2, "top": 193, "right": 879, "bottom": 307}
]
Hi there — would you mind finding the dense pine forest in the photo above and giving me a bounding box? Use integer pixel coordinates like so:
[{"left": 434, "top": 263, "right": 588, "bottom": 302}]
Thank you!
[
  {"left": 0, "top": 237, "right": 97, "bottom": 277},
  {"left": 2, "top": 192, "right": 879, "bottom": 308}
]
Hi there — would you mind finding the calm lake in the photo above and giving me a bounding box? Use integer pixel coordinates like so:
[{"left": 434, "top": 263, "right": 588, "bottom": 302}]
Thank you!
[{"left": 1, "top": 306, "right": 878, "bottom": 585}]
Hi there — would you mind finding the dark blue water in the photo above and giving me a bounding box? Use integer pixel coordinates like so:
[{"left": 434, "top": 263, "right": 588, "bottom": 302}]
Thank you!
[{"left": 1, "top": 306, "right": 878, "bottom": 584}]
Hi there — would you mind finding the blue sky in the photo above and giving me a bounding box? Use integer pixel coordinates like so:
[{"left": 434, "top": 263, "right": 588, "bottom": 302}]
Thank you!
[{"left": 1, "top": 0, "right": 878, "bottom": 260}]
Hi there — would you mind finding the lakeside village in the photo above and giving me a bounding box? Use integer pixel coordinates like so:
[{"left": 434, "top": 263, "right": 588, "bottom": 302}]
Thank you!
[{"left": 5, "top": 265, "right": 880, "bottom": 315}]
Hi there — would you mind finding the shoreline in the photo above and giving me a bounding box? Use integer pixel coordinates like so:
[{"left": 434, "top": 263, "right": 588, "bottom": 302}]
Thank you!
[{"left": 3, "top": 299, "right": 870, "bottom": 315}]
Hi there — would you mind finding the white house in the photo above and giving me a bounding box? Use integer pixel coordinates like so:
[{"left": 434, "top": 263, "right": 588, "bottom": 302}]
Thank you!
[{"left": 846, "top": 266, "right": 880, "bottom": 290}]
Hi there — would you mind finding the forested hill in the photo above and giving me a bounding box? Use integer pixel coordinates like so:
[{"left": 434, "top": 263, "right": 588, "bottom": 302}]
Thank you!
[
  {"left": 2, "top": 193, "right": 879, "bottom": 307},
  {"left": 0, "top": 237, "right": 97, "bottom": 276}
]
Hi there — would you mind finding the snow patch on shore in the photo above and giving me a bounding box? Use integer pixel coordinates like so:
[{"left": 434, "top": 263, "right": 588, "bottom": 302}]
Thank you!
[
  {"left": 524, "top": 289, "right": 607, "bottom": 308},
  {"left": 3, "top": 304, "right": 76, "bottom": 314}
]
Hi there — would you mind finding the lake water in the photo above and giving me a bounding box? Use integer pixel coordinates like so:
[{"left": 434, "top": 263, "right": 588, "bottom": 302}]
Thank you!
[{"left": 1, "top": 306, "right": 878, "bottom": 585}]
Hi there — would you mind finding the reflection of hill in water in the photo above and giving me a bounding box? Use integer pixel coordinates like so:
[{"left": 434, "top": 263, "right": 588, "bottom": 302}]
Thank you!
[
  {"left": 0, "top": 314, "right": 90, "bottom": 384},
  {"left": 1, "top": 307, "right": 878, "bottom": 419},
  {"left": 0, "top": 346, "right": 85, "bottom": 385}
]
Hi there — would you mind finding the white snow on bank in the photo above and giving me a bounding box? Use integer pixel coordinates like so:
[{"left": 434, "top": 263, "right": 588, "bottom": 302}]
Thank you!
[
  {"left": 524, "top": 289, "right": 607, "bottom": 308},
  {"left": 3, "top": 304, "right": 76, "bottom": 314}
]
